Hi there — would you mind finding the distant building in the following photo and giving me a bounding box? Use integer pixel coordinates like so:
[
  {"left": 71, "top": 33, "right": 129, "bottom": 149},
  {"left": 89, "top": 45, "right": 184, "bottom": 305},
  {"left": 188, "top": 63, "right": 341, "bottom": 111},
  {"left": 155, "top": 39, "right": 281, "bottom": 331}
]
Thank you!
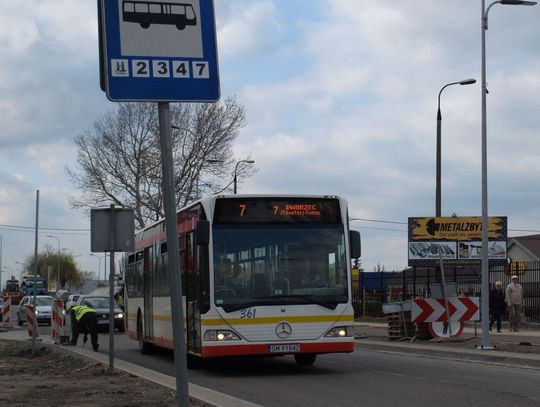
[{"left": 507, "top": 234, "right": 540, "bottom": 262}]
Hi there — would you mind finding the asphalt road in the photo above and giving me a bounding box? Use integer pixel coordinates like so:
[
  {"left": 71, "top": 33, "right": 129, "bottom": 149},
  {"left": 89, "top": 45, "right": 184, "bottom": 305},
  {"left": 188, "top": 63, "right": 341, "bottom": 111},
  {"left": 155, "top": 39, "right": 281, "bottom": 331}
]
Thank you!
[{"left": 75, "top": 329, "right": 540, "bottom": 407}]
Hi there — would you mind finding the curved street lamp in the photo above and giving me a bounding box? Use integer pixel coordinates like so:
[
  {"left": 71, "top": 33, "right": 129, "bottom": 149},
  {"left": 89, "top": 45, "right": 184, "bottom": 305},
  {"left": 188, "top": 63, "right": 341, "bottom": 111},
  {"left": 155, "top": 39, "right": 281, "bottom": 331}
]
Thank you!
[
  {"left": 233, "top": 159, "right": 255, "bottom": 194},
  {"left": 90, "top": 253, "right": 104, "bottom": 281},
  {"left": 479, "top": 0, "right": 536, "bottom": 350},
  {"left": 436, "top": 78, "right": 476, "bottom": 217}
]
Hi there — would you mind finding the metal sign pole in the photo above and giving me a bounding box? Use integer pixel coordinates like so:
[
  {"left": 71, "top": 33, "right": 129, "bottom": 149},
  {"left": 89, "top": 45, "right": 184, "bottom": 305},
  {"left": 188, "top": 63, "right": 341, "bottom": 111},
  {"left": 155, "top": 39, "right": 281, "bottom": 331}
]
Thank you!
[
  {"left": 158, "top": 101, "right": 189, "bottom": 406},
  {"left": 32, "top": 190, "right": 40, "bottom": 356},
  {"left": 109, "top": 204, "right": 116, "bottom": 373}
]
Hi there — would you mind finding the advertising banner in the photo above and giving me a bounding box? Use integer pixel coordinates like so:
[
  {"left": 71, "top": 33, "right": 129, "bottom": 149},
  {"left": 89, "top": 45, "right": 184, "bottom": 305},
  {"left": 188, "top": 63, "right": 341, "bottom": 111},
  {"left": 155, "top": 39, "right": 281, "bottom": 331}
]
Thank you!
[{"left": 408, "top": 216, "right": 507, "bottom": 267}]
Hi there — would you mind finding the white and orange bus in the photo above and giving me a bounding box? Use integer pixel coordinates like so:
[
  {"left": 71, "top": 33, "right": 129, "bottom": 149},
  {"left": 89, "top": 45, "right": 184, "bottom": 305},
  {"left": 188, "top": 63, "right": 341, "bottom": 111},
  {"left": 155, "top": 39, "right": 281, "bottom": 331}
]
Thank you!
[{"left": 125, "top": 195, "right": 361, "bottom": 366}]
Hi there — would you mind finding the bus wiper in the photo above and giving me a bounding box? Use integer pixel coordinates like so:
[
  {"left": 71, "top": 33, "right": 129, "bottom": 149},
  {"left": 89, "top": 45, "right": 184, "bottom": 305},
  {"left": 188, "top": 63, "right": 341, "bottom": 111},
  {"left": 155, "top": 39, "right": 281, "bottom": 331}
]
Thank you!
[{"left": 253, "top": 295, "right": 338, "bottom": 310}]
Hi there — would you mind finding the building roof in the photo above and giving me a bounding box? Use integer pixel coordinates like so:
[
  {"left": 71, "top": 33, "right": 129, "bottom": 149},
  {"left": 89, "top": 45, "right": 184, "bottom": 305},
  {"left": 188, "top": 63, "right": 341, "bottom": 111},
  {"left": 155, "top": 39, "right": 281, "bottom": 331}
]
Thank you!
[{"left": 508, "top": 234, "right": 540, "bottom": 261}]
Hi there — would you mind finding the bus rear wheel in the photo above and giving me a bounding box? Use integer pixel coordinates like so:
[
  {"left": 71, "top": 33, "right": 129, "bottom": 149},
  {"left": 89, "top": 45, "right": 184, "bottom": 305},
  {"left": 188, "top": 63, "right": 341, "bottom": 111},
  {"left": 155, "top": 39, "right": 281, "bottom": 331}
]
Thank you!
[
  {"left": 294, "top": 353, "right": 317, "bottom": 366},
  {"left": 137, "top": 313, "right": 152, "bottom": 355}
]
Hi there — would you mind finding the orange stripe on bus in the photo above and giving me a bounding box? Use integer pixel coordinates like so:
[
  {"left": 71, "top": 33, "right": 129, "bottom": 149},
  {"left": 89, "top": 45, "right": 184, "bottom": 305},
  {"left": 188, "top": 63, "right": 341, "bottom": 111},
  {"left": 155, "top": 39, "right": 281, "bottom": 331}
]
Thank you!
[{"left": 201, "top": 314, "right": 354, "bottom": 326}]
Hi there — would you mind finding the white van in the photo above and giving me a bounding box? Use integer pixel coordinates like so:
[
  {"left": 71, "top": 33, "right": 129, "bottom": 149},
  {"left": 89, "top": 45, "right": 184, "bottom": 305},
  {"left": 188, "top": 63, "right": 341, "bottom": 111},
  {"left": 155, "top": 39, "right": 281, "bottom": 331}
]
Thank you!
[{"left": 65, "top": 294, "right": 81, "bottom": 310}]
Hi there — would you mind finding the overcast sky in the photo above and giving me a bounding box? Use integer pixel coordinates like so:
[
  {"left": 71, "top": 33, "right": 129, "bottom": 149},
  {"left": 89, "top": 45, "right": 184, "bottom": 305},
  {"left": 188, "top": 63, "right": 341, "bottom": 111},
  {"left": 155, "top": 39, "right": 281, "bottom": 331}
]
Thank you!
[{"left": 1, "top": 0, "right": 539, "bottom": 282}]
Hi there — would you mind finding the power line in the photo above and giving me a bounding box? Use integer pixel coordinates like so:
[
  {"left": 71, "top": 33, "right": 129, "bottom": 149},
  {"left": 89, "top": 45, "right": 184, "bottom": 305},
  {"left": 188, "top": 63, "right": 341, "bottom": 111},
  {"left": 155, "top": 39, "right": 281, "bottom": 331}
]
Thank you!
[
  {"left": 349, "top": 218, "right": 540, "bottom": 234},
  {"left": 349, "top": 217, "right": 407, "bottom": 225},
  {"left": 0, "top": 223, "right": 90, "bottom": 235}
]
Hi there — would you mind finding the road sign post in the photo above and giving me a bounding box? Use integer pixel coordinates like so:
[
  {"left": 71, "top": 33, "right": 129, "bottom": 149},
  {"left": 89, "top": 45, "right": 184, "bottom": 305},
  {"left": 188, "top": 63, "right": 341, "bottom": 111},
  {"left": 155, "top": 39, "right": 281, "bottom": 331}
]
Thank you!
[{"left": 98, "top": 2, "right": 219, "bottom": 405}]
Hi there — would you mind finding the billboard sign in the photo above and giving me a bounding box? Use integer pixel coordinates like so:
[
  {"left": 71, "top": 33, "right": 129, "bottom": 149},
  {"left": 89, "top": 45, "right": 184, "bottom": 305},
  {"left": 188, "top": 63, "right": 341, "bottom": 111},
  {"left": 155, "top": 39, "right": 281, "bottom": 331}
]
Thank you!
[{"left": 408, "top": 216, "right": 507, "bottom": 266}]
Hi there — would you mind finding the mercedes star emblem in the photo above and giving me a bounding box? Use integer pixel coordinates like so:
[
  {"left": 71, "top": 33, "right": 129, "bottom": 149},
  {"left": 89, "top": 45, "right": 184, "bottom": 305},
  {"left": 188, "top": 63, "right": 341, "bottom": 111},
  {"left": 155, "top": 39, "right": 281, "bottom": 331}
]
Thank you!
[{"left": 275, "top": 322, "right": 292, "bottom": 339}]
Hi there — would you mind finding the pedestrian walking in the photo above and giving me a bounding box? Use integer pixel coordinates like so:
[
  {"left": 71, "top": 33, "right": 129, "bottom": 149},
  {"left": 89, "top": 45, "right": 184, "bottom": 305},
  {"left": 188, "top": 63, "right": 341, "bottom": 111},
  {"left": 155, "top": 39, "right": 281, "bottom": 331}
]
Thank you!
[
  {"left": 70, "top": 304, "right": 99, "bottom": 351},
  {"left": 506, "top": 275, "right": 523, "bottom": 332},
  {"left": 489, "top": 281, "right": 505, "bottom": 333}
]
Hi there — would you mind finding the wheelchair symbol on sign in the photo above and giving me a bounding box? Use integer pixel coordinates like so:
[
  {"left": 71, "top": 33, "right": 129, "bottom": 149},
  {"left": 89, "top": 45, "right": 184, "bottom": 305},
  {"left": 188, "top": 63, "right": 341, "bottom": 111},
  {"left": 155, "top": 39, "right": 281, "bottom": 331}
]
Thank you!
[{"left": 122, "top": 1, "right": 197, "bottom": 30}]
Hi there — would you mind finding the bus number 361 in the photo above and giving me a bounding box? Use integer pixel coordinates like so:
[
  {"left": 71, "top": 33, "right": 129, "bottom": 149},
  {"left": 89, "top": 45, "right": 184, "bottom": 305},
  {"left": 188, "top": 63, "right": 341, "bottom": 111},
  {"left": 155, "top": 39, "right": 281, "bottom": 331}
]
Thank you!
[{"left": 240, "top": 309, "right": 256, "bottom": 319}]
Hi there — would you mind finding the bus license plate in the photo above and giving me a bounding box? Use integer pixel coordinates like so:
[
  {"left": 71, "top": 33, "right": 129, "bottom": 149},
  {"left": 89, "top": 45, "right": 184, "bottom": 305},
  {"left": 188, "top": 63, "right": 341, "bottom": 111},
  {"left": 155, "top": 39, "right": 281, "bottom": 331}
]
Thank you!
[{"left": 268, "top": 344, "right": 300, "bottom": 353}]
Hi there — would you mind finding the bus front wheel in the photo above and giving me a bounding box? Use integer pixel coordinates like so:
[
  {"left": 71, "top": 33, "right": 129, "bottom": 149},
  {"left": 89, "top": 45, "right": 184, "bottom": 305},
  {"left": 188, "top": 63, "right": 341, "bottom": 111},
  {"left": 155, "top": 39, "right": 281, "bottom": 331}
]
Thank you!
[{"left": 294, "top": 353, "right": 316, "bottom": 366}]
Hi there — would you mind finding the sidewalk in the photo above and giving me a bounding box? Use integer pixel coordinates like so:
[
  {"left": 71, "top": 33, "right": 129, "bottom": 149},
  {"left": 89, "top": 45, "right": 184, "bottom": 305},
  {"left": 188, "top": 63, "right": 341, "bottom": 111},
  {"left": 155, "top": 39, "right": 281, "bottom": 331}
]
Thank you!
[
  {"left": 0, "top": 326, "right": 261, "bottom": 407},
  {"left": 354, "top": 320, "right": 540, "bottom": 369}
]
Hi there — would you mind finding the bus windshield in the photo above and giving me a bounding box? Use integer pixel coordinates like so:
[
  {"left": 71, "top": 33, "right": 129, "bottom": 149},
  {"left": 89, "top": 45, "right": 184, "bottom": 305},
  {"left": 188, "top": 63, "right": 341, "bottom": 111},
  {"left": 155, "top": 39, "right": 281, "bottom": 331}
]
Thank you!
[
  {"left": 5, "top": 282, "right": 19, "bottom": 293},
  {"left": 212, "top": 224, "right": 347, "bottom": 312}
]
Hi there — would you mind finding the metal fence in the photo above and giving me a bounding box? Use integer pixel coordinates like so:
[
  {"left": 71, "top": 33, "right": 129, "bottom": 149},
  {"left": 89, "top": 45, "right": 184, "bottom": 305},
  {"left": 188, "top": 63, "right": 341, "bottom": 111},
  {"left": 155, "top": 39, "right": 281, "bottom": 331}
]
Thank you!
[{"left": 353, "top": 261, "right": 540, "bottom": 323}]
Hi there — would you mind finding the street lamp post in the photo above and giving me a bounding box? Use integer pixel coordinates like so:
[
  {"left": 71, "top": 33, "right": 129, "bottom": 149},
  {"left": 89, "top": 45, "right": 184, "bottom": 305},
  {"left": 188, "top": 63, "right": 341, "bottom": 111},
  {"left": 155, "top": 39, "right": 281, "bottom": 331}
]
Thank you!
[
  {"left": 479, "top": 0, "right": 536, "bottom": 350},
  {"left": 436, "top": 78, "right": 476, "bottom": 217},
  {"left": 233, "top": 160, "right": 255, "bottom": 194},
  {"left": 91, "top": 253, "right": 103, "bottom": 281},
  {"left": 46, "top": 235, "right": 61, "bottom": 289}
]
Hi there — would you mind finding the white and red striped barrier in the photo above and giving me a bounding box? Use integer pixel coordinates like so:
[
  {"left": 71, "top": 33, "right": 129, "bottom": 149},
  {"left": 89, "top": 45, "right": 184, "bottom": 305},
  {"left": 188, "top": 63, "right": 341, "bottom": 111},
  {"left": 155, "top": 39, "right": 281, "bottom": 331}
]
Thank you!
[
  {"left": 411, "top": 297, "right": 480, "bottom": 324},
  {"left": 26, "top": 304, "right": 39, "bottom": 338},
  {"left": 51, "top": 299, "right": 67, "bottom": 344},
  {"left": 2, "top": 296, "right": 13, "bottom": 328}
]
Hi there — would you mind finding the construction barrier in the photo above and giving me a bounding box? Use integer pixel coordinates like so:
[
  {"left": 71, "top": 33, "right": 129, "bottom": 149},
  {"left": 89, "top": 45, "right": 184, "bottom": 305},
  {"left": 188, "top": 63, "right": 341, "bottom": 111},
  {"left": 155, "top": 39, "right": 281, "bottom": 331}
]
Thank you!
[
  {"left": 26, "top": 304, "right": 39, "bottom": 338},
  {"left": 51, "top": 299, "right": 69, "bottom": 344},
  {"left": 2, "top": 296, "right": 13, "bottom": 328}
]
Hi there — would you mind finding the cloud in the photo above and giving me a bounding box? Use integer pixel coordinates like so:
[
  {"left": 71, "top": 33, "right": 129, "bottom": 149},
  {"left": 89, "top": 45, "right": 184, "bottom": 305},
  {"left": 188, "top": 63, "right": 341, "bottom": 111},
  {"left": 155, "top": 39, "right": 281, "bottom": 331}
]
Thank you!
[
  {"left": 217, "top": 1, "right": 284, "bottom": 57},
  {"left": 1, "top": 1, "right": 539, "bottom": 275}
]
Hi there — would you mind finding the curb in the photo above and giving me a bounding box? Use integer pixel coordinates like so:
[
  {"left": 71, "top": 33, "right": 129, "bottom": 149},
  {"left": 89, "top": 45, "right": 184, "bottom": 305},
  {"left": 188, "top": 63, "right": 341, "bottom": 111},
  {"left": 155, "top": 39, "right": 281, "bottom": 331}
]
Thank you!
[
  {"left": 54, "top": 344, "right": 262, "bottom": 407},
  {"left": 355, "top": 338, "right": 540, "bottom": 369}
]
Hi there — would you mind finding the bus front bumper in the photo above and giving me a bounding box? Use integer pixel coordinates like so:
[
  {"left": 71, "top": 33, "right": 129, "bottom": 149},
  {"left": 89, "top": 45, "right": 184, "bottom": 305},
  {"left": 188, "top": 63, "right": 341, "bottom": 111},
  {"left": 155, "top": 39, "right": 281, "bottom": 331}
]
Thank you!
[{"left": 201, "top": 340, "right": 354, "bottom": 358}]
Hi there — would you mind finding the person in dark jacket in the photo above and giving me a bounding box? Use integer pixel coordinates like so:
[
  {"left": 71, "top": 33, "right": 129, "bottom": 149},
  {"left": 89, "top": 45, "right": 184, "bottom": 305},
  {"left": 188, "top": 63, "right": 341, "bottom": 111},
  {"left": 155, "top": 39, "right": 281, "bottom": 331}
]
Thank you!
[
  {"left": 489, "top": 281, "right": 506, "bottom": 333},
  {"left": 70, "top": 305, "right": 99, "bottom": 351}
]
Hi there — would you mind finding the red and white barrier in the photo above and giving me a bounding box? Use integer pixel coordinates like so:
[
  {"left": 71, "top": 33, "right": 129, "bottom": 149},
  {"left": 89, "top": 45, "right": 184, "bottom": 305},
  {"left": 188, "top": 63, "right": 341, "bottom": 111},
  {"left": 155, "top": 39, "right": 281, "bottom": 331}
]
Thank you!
[
  {"left": 26, "top": 304, "right": 39, "bottom": 338},
  {"left": 51, "top": 299, "right": 67, "bottom": 344},
  {"left": 411, "top": 297, "right": 480, "bottom": 324},
  {"left": 2, "top": 296, "right": 13, "bottom": 328}
]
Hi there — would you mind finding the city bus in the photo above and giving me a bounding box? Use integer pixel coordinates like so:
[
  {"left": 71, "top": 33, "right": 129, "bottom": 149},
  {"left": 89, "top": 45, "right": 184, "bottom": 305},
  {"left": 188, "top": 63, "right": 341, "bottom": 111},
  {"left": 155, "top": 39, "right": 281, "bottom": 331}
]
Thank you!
[{"left": 125, "top": 195, "right": 361, "bottom": 366}]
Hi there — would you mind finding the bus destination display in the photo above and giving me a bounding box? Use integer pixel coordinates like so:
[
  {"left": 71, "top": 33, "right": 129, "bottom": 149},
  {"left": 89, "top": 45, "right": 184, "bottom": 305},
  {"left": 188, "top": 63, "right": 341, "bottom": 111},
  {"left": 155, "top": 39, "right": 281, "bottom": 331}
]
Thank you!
[{"left": 214, "top": 198, "right": 342, "bottom": 223}]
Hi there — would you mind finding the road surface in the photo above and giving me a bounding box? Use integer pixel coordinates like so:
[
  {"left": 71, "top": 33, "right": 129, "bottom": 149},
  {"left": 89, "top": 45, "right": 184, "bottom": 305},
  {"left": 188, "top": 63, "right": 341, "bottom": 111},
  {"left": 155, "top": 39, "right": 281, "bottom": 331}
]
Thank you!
[{"left": 85, "top": 330, "right": 540, "bottom": 407}]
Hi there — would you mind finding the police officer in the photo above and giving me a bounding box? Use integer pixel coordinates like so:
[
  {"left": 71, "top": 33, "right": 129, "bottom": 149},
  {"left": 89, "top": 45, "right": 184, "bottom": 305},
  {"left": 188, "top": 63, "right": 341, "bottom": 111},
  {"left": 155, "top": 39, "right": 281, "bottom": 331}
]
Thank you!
[{"left": 70, "top": 304, "right": 99, "bottom": 351}]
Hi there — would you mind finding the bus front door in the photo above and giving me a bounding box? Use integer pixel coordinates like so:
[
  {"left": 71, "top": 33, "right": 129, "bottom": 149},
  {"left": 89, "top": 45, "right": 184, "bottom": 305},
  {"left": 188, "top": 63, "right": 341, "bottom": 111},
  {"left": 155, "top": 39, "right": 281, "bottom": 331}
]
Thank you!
[
  {"left": 185, "top": 233, "right": 201, "bottom": 355},
  {"left": 143, "top": 247, "right": 154, "bottom": 341}
]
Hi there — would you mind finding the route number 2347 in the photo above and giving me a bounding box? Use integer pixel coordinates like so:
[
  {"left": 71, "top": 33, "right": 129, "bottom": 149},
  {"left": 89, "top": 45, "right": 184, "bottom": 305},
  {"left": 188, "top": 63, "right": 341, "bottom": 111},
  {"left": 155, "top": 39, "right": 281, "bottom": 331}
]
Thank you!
[{"left": 132, "top": 60, "right": 209, "bottom": 79}]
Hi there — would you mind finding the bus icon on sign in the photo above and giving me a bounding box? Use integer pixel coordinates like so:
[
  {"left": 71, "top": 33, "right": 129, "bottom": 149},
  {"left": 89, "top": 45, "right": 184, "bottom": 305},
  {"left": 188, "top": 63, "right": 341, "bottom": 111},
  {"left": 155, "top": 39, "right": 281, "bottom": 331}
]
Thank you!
[{"left": 122, "top": 1, "right": 197, "bottom": 30}]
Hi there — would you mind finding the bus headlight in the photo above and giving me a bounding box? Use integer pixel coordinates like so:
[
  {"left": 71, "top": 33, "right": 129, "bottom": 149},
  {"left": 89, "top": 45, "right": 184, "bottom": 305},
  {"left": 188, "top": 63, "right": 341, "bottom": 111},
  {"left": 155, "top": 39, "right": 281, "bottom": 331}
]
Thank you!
[
  {"left": 324, "top": 326, "right": 353, "bottom": 338},
  {"left": 203, "top": 330, "right": 241, "bottom": 341}
]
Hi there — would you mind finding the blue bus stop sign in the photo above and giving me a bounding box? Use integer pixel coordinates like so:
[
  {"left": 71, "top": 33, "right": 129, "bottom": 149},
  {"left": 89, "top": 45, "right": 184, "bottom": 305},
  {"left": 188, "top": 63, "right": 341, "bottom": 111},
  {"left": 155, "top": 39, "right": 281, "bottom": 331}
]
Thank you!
[{"left": 98, "top": 0, "right": 220, "bottom": 102}]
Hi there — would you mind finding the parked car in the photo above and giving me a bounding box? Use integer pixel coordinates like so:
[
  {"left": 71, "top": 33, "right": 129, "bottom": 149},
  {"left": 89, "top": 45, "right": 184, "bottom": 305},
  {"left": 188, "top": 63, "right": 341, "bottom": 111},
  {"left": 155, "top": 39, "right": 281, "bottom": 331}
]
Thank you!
[
  {"left": 17, "top": 295, "right": 54, "bottom": 326},
  {"left": 73, "top": 295, "right": 125, "bottom": 332},
  {"left": 65, "top": 294, "right": 81, "bottom": 310}
]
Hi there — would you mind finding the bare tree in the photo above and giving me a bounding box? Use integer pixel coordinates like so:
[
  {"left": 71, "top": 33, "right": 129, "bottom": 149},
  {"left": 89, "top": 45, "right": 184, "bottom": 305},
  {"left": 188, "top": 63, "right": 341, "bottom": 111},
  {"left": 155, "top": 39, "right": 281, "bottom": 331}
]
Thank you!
[{"left": 67, "top": 97, "right": 251, "bottom": 229}]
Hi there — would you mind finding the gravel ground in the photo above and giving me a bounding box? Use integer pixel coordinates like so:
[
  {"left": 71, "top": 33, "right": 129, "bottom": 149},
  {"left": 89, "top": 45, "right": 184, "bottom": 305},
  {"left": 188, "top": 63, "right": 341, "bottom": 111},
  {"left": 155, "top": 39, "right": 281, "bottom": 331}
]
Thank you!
[{"left": 0, "top": 340, "right": 179, "bottom": 407}]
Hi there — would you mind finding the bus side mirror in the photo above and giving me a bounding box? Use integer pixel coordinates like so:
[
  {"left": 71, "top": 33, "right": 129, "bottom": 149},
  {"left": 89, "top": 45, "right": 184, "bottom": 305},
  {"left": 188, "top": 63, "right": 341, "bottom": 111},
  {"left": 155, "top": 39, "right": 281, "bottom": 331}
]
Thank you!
[
  {"left": 196, "top": 220, "right": 210, "bottom": 245},
  {"left": 349, "top": 230, "right": 361, "bottom": 259}
]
